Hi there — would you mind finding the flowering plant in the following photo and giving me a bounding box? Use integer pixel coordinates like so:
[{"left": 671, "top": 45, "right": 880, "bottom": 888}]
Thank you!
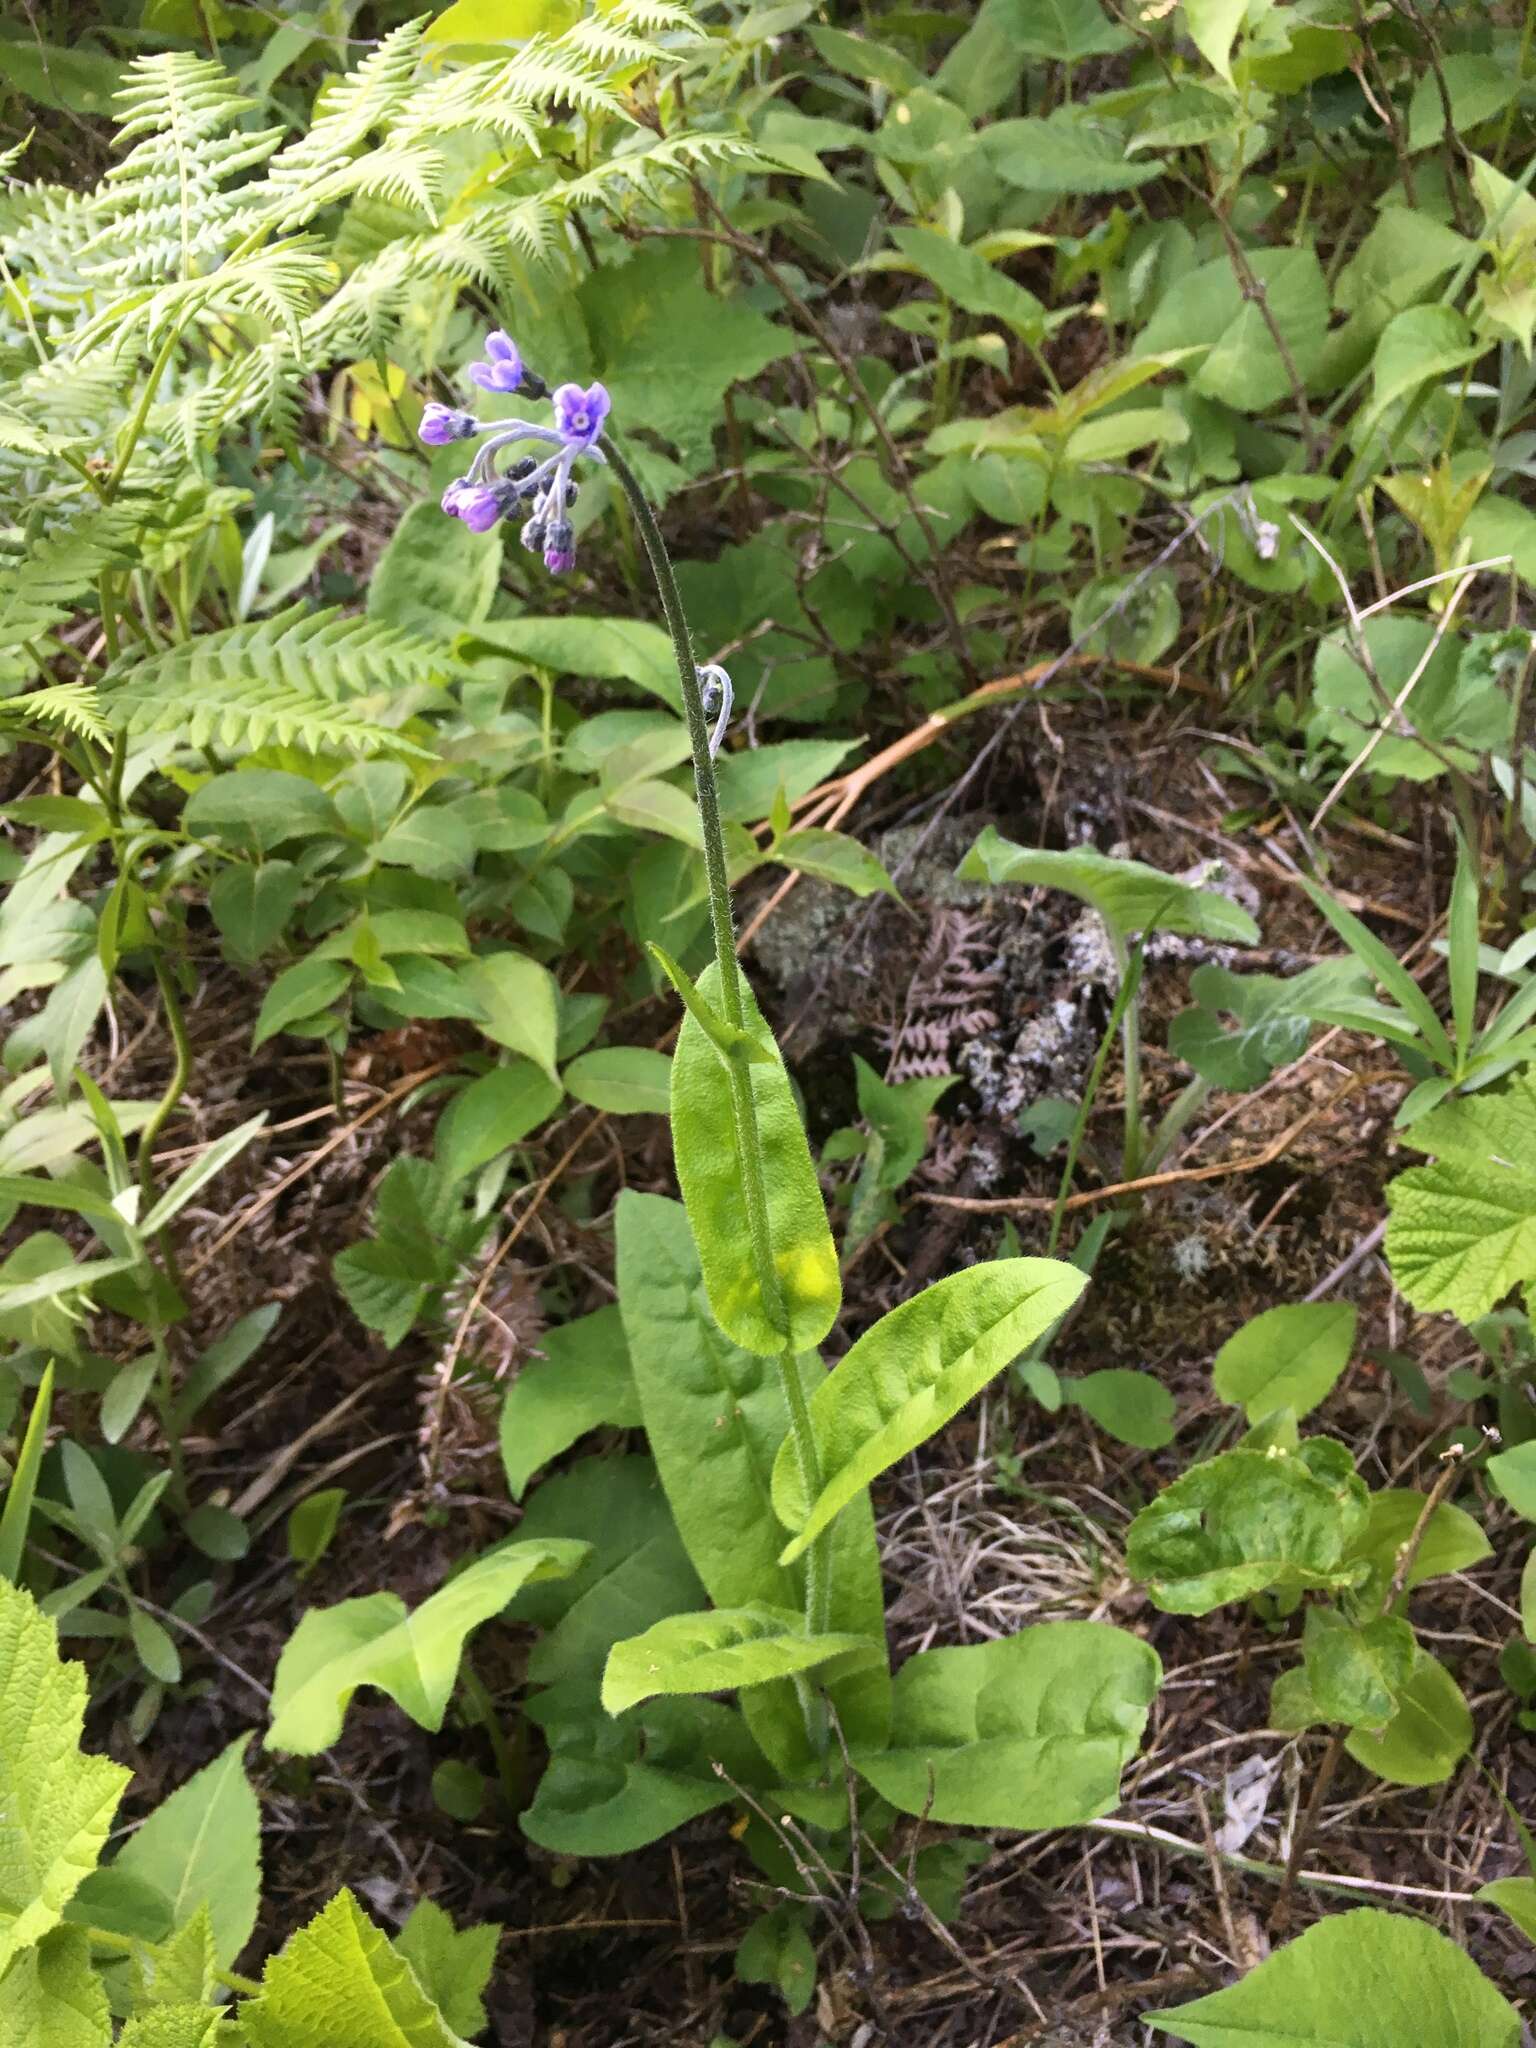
[{"left": 420, "top": 334, "right": 611, "bottom": 576}]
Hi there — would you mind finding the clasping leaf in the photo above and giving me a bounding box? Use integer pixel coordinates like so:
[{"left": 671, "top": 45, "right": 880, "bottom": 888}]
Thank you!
[
  {"left": 602, "top": 1604, "right": 882, "bottom": 1716},
  {"left": 772, "top": 1259, "right": 1086, "bottom": 1565}
]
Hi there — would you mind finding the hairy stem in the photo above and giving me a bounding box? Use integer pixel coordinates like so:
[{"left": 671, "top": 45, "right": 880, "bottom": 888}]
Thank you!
[
  {"left": 602, "top": 435, "right": 832, "bottom": 1744},
  {"left": 138, "top": 950, "right": 193, "bottom": 1207}
]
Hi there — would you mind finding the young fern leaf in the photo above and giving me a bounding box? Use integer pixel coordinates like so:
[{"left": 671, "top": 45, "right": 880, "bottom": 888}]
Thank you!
[
  {"left": 0, "top": 682, "right": 111, "bottom": 746},
  {"left": 260, "top": 21, "right": 434, "bottom": 230},
  {"left": 81, "top": 53, "right": 282, "bottom": 288},
  {"left": 110, "top": 605, "right": 449, "bottom": 759}
]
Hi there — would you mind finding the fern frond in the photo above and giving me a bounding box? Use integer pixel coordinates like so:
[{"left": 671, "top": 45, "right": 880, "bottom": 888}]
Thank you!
[
  {"left": 261, "top": 19, "right": 426, "bottom": 220},
  {"left": 83, "top": 53, "right": 281, "bottom": 288},
  {"left": 395, "top": 40, "right": 623, "bottom": 148},
  {"left": 0, "top": 681, "right": 110, "bottom": 744},
  {"left": 604, "top": 0, "right": 704, "bottom": 32},
  {"left": 568, "top": 129, "right": 769, "bottom": 205},
  {"left": 77, "top": 243, "right": 335, "bottom": 359},
  {"left": 0, "top": 503, "right": 141, "bottom": 691},
  {"left": 110, "top": 605, "right": 449, "bottom": 758}
]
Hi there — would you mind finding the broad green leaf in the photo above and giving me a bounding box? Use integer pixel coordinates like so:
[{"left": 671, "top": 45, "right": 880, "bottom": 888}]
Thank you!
[
  {"left": 853, "top": 1059, "right": 956, "bottom": 1192},
  {"left": 671, "top": 963, "right": 840, "bottom": 1357},
  {"left": 464, "top": 952, "right": 561, "bottom": 1084},
  {"left": 1211, "top": 1303, "right": 1357, "bottom": 1423},
  {"left": 1311, "top": 617, "right": 1509, "bottom": 793},
  {"left": 852, "top": 1622, "right": 1159, "bottom": 1829},
  {"left": 267, "top": 1539, "right": 589, "bottom": 1752},
  {"left": 959, "top": 827, "right": 1259, "bottom": 944},
  {"left": 986, "top": 109, "right": 1160, "bottom": 195},
  {"left": 499, "top": 1305, "right": 641, "bottom": 1501},
  {"left": 1183, "top": 0, "right": 1274, "bottom": 81},
  {"left": 736, "top": 1906, "right": 815, "bottom": 2017},
  {"left": 1477, "top": 1875, "right": 1536, "bottom": 1943},
  {"left": 287, "top": 1488, "right": 346, "bottom": 1574},
  {"left": 712, "top": 739, "right": 857, "bottom": 823},
  {"left": 882, "top": 225, "right": 1044, "bottom": 335},
  {"left": 615, "top": 1193, "right": 889, "bottom": 1774},
  {"left": 1126, "top": 1445, "right": 1369, "bottom": 1613},
  {"left": 241, "top": 1889, "right": 469, "bottom": 2048},
  {"left": 580, "top": 243, "right": 796, "bottom": 479},
  {"left": 1134, "top": 246, "right": 1331, "bottom": 412},
  {"left": 1301, "top": 1607, "right": 1414, "bottom": 1732},
  {"left": 39, "top": 956, "right": 107, "bottom": 1092},
  {"left": 368, "top": 499, "right": 501, "bottom": 634},
  {"left": 602, "top": 1604, "right": 881, "bottom": 1715},
  {"left": 183, "top": 771, "right": 336, "bottom": 854},
  {"left": 0, "top": 1580, "right": 129, "bottom": 1974},
  {"left": 110, "top": 1738, "right": 259, "bottom": 1968},
  {"left": 434, "top": 1063, "right": 562, "bottom": 1184},
  {"left": 374, "top": 807, "right": 474, "bottom": 880},
  {"left": 208, "top": 863, "right": 301, "bottom": 961},
  {"left": 1168, "top": 962, "right": 1351, "bottom": 1091},
  {"left": 511, "top": 1456, "right": 704, "bottom": 1692},
  {"left": 1344, "top": 1649, "right": 1473, "bottom": 1786},
  {"left": 1385, "top": 1071, "right": 1536, "bottom": 1321},
  {"left": 1067, "top": 1369, "right": 1176, "bottom": 1449},
  {"left": 1406, "top": 54, "right": 1520, "bottom": 152},
  {"left": 1489, "top": 1441, "right": 1536, "bottom": 1520},
  {"left": 1369, "top": 306, "right": 1478, "bottom": 417},
  {"left": 773, "top": 1259, "right": 1087, "bottom": 1565},
  {"left": 466, "top": 617, "right": 677, "bottom": 707},
  {"left": 394, "top": 1901, "right": 498, "bottom": 2043},
  {"left": 1069, "top": 568, "right": 1180, "bottom": 663},
  {"left": 1147, "top": 1906, "right": 1518, "bottom": 2046},
  {"left": 771, "top": 826, "right": 897, "bottom": 898},
  {"left": 562, "top": 1047, "right": 672, "bottom": 1115},
  {"left": 0, "top": 1927, "right": 110, "bottom": 2047},
  {"left": 520, "top": 1685, "right": 768, "bottom": 1857},
  {"left": 252, "top": 957, "right": 350, "bottom": 1049},
  {"left": 1343, "top": 1489, "right": 1491, "bottom": 1606}
]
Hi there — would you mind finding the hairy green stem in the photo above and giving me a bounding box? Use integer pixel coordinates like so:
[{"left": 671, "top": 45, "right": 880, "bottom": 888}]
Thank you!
[
  {"left": 62, "top": 1918, "right": 262, "bottom": 1998},
  {"left": 138, "top": 951, "right": 193, "bottom": 1208},
  {"left": 602, "top": 435, "right": 833, "bottom": 1743},
  {"left": 1107, "top": 930, "right": 1145, "bottom": 1184}
]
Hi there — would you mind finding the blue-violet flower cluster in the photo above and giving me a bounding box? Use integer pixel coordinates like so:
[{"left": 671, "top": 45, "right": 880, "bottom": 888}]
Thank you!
[{"left": 420, "top": 329, "right": 610, "bottom": 576}]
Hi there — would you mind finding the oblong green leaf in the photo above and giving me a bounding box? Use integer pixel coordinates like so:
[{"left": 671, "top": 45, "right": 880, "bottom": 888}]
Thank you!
[
  {"left": 959, "top": 827, "right": 1260, "bottom": 943},
  {"left": 1147, "top": 1906, "right": 1518, "bottom": 2047},
  {"left": 1344, "top": 1649, "right": 1473, "bottom": 1787},
  {"left": 266, "top": 1538, "right": 589, "bottom": 1753},
  {"left": 772, "top": 1259, "right": 1086, "bottom": 1566},
  {"left": 111, "top": 1737, "right": 259, "bottom": 1968},
  {"left": 601, "top": 1604, "right": 880, "bottom": 1716},
  {"left": 670, "top": 964, "right": 839, "bottom": 1357},
  {"left": 852, "top": 1622, "right": 1159, "bottom": 1830},
  {"left": 1211, "top": 1302, "right": 1357, "bottom": 1423},
  {"left": 615, "top": 1191, "right": 890, "bottom": 1775},
  {"left": 1127, "top": 1445, "right": 1370, "bottom": 1614}
]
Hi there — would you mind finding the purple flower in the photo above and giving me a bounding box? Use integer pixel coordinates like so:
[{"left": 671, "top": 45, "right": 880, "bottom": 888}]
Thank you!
[
  {"left": 420, "top": 402, "right": 478, "bottom": 446},
  {"left": 542, "top": 518, "right": 576, "bottom": 575},
  {"left": 552, "top": 381, "right": 610, "bottom": 448},
  {"left": 456, "top": 483, "right": 506, "bottom": 533},
  {"left": 440, "top": 478, "right": 477, "bottom": 518},
  {"left": 468, "top": 330, "right": 525, "bottom": 395}
]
